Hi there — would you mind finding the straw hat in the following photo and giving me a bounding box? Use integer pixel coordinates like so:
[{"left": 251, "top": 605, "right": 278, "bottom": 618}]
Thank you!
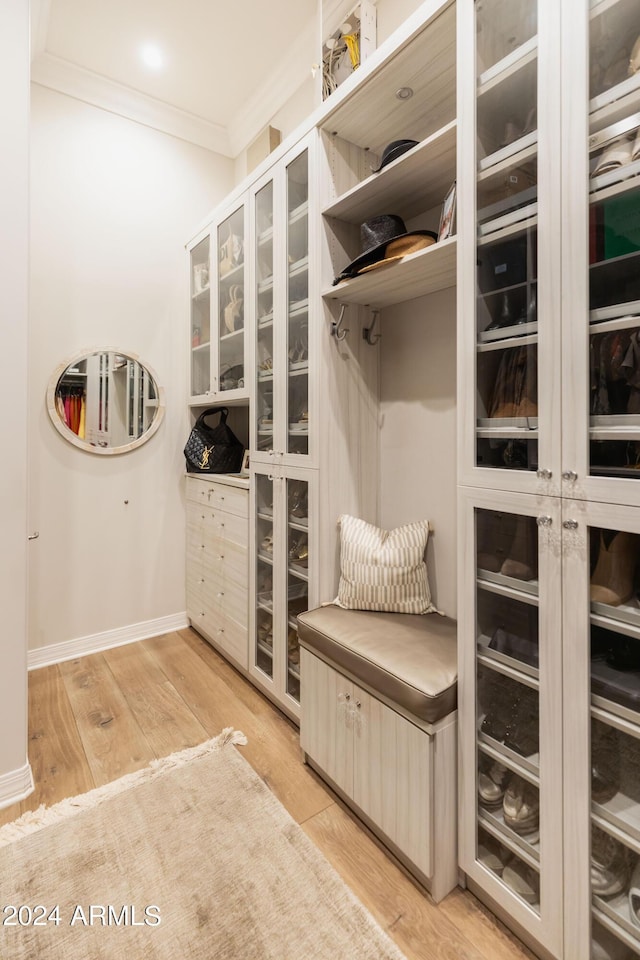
[{"left": 332, "top": 214, "right": 437, "bottom": 285}]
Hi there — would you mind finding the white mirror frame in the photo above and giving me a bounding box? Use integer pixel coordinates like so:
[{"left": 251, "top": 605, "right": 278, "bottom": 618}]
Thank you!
[{"left": 46, "top": 346, "right": 166, "bottom": 455}]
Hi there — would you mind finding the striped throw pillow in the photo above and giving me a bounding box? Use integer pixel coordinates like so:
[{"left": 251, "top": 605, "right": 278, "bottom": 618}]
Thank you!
[{"left": 334, "top": 515, "right": 438, "bottom": 614}]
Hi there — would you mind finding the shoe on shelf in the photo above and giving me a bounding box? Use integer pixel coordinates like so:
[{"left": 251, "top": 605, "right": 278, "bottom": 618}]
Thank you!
[
  {"left": 501, "top": 514, "right": 537, "bottom": 581},
  {"left": 477, "top": 510, "right": 516, "bottom": 573},
  {"left": 591, "top": 824, "right": 630, "bottom": 898},
  {"left": 590, "top": 529, "right": 640, "bottom": 606},
  {"left": 502, "top": 857, "right": 539, "bottom": 905},
  {"left": 478, "top": 760, "right": 509, "bottom": 807},
  {"left": 628, "top": 860, "right": 640, "bottom": 929},
  {"left": 591, "top": 721, "right": 620, "bottom": 805},
  {"left": 477, "top": 832, "right": 507, "bottom": 876},
  {"left": 503, "top": 776, "right": 539, "bottom": 838}
]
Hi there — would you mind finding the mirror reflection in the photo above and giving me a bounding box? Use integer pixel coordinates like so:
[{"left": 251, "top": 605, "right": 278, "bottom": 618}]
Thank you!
[{"left": 48, "top": 350, "right": 164, "bottom": 454}]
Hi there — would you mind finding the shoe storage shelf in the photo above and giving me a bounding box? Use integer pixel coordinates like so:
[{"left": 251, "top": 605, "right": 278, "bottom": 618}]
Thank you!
[
  {"left": 250, "top": 465, "right": 318, "bottom": 720},
  {"left": 188, "top": 197, "right": 250, "bottom": 403},
  {"left": 459, "top": 0, "right": 640, "bottom": 957}
]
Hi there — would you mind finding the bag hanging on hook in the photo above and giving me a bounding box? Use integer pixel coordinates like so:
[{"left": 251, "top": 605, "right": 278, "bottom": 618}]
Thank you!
[{"left": 184, "top": 407, "right": 245, "bottom": 474}]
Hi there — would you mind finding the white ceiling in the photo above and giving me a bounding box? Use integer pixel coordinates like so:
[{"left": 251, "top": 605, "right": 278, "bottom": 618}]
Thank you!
[{"left": 30, "top": 0, "right": 319, "bottom": 157}]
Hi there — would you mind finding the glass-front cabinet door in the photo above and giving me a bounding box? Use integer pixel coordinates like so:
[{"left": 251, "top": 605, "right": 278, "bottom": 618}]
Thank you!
[
  {"left": 255, "top": 177, "right": 276, "bottom": 459},
  {"left": 285, "top": 149, "right": 310, "bottom": 458},
  {"left": 459, "top": 0, "right": 562, "bottom": 493},
  {"left": 458, "top": 489, "right": 563, "bottom": 957},
  {"left": 217, "top": 202, "right": 247, "bottom": 396},
  {"left": 189, "top": 233, "right": 211, "bottom": 399},
  {"left": 561, "top": 0, "right": 640, "bottom": 505},
  {"left": 250, "top": 465, "right": 314, "bottom": 720},
  {"left": 563, "top": 501, "right": 640, "bottom": 959},
  {"left": 251, "top": 137, "right": 314, "bottom": 468}
]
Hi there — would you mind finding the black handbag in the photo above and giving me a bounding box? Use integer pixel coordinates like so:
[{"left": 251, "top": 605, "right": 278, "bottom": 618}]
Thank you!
[{"left": 184, "top": 407, "right": 244, "bottom": 474}]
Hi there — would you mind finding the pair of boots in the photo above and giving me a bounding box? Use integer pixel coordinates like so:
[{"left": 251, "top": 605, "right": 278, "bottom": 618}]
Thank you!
[
  {"left": 477, "top": 512, "right": 537, "bottom": 582},
  {"left": 590, "top": 529, "right": 640, "bottom": 607},
  {"left": 488, "top": 345, "right": 538, "bottom": 419}
]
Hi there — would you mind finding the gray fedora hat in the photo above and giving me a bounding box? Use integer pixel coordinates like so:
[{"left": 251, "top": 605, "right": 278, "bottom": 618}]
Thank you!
[
  {"left": 371, "top": 139, "right": 419, "bottom": 173},
  {"left": 332, "top": 214, "right": 437, "bottom": 285}
]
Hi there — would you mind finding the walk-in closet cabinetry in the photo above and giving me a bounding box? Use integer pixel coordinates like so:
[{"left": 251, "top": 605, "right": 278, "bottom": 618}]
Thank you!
[
  {"left": 248, "top": 138, "right": 317, "bottom": 718},
  {"left": 458, "top": 0, "right": 640, "bottom": 957},
  {"left": 185, "top": 475, "right": 249, "bottom": 669},
  {"left": 189, "top": 199, "right": 249, "bottom": 402}
]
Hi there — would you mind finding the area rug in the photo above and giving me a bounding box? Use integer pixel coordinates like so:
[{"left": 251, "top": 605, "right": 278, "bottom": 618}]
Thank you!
[{"left": 0, "top": 728, "right": 406, "bottom": 959}]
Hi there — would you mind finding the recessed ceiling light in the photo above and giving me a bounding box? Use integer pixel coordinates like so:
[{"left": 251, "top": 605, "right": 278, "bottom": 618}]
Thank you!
[
  {"left": 396, "top": 86, "right": 414, "bottom": 100},
  {"left": 139, "top": 43, "right": 165, "bottom": 71}
]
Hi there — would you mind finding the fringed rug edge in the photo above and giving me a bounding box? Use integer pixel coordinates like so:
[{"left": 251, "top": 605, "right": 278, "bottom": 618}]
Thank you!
[{"left": 0, "top": 727, "right": 247, "bottom": 848}]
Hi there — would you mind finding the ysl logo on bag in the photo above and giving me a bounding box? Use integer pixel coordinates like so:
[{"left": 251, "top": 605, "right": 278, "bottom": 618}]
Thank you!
[{"left": 199, "top": 445, "right": 214, "bottom": 469}]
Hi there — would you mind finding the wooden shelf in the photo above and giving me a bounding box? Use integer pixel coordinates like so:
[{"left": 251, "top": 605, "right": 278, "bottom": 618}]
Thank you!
[
  {"left": 319, "top": 0, "right": 456, "bottom": 153},
  {"left": 322, "top": 121, "right": 456, "bottom": 224},
  {"left": 323, "top": 236, "right": 456, "bottom": 308}
]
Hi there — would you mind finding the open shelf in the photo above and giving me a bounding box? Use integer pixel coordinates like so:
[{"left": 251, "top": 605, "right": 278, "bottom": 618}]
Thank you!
[
  {"left": 323, "top": 236, "right": 456, "bottom": 308},
  {"left": 323, "top": 121, "right": 457, "bottom": 224},
  {"left": 319, "top": 0, "right": 456, "bottom": 153}
]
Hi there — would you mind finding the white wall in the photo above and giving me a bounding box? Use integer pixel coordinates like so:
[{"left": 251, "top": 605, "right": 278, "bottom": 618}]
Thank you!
[
  {"left": 379, "top": 287, "right": 457, "bottom": 618},
  {"left": 29, "top": 86, "right": 234, "bottom": 654},
  {"left": 0, "top": 0, "right": 31, "bottom": 805}
]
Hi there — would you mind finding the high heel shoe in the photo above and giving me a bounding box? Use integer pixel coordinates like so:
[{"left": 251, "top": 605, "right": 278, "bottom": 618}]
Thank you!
[
  {"left": 590, "top": 529, "right": 640, "bottom": 606},
  {"left": 500, "top": 514, "right": 537, "bottom": 581}
]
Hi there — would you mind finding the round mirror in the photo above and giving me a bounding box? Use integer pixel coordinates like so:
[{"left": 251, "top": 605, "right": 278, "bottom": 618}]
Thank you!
[{"left": 46, "top": 349, "right": 165, "bottom": 455}]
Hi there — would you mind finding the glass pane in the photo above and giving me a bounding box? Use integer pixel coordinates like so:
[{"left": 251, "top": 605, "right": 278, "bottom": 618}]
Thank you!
[
  {"left": 475, "top": 507, "right": 541, "bottom": 913},
  {"left": 190, "top": 236, "right": 210, "bottom": 396},
  {"left": 588, "top": 522, "right": 640, "bottom": 953},
  {"left": 286, "top": 477, "right": 309, "bottom": 701},
  {"left": 287, "top": 151, "right": 309, "bottom": 456},
  {"left": 475, "top": 0, "right": 538, "bottom": 474},
  {"left": 255, "top": 474, "right": 274, "bottom": 680},
  {"left": 256, "top": 181, "right": 274, "bottom": 453},
  {"left": 218, "top": 206, "right": 245, "bottom": 392},
  {"left": 476, "top": 0, "right": 537, "bottom": 77},
  {"left": 588, "top": 0, "right": 640, "bottom": 480}
]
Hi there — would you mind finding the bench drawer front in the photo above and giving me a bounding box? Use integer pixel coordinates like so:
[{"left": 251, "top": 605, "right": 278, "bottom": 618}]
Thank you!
[{"left": 354, "top": 689, "right": 433, "bottom": 879}]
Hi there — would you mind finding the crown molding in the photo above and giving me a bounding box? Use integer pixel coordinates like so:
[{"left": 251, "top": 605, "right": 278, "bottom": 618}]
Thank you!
[
  {"left": 30, "top": 52, "right": 232, "bottom": 156},
  {"left": 227, "top": 18, "right": 317, "bottom": 157}
]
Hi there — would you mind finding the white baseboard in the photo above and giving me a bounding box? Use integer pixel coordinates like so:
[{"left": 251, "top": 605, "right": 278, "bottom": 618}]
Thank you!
[
  {"left": 0, "top": 760, "right": 34, "bottom": 811},
  {"left": 27, "top": 612, "right": 190, "bottom": 670}
]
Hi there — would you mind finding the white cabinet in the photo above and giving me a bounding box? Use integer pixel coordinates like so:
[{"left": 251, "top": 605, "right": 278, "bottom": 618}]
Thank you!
[
  {"left": 188, "top": 196, "right": 249, "bottom": 403},
  {"left": 458, "top": 0, "right": 640, "bottom": 956},
  {"left": 185, "top": 475, "right": 249, "bottom": 669},
  {"left": 250, "top": 135, "right": 315, "bottom": 468},
  {"left": 301, "top": 648, "right": 457, "bottom": 899},
  {"left": 249, "top": 465, "right": 317, "bottom": 720}
]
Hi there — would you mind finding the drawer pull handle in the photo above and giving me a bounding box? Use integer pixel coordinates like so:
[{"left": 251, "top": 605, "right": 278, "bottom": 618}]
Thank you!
[
  {"left": 344, "top": 693, "right": 350, "bottom": 702},
  {"left": 218, "top": 555, "right": 225, "bottom": 560},
  {"left": 355, "top": 700, "right": 361, "bottom": 709},
  {"left": 563, "top": 519, "right": 579, "bottom": 530},
  {"left": 217, "top": 591, "right": 224, "bottom": 597}
]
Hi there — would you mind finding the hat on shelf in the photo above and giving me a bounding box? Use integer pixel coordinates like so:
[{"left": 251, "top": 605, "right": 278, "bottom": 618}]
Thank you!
[
  {"left": 371, "top": 139, "right": 419, "bottom": 172},
  {"left": 332, "top": 214, "right": 437, "bottom": 285}
]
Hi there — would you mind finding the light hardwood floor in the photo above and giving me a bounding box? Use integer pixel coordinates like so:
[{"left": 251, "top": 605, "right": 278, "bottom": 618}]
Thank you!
[{"left": 1, "top": 628, "right": 535, "bottom": 960}]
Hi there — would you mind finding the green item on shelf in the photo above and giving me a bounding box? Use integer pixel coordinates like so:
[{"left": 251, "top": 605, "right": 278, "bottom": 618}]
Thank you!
[{"left": 603, "top": 191, "right": 640, "bottom": 260}]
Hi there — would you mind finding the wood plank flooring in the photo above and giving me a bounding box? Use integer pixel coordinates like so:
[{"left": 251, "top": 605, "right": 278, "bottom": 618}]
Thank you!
[{"left": 0, "top": 628, "right": 535, "bottom": 960}]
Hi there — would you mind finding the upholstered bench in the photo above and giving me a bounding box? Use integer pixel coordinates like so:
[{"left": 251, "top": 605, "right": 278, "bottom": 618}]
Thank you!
[{"left": 298, "top": 604, "right": 458, "bottom": 903}]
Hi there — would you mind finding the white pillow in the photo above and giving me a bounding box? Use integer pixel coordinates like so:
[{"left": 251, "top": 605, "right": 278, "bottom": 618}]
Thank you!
[{"left": 334, "top": 515, "right": 438, "bottom": 615}]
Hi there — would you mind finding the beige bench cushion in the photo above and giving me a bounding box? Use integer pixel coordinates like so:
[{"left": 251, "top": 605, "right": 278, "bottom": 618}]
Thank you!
[{"left": 297, "top": 605, "right": 457, "bottom": 724}]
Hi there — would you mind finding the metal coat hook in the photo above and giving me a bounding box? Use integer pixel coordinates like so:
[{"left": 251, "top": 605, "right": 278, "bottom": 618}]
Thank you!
[
  {"left": 331, "top": 303, "right": 349, "bottom": 341},
  {"left": 363, "top": 309, "right": 381, "bottom": 345}
]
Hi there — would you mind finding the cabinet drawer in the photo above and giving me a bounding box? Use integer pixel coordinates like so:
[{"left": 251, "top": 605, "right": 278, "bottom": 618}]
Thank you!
[
  {"left": 194, "top": 603, "right": 248, "bottom": 669},
  {"left": 203, "top": 538, "right": 247, "bottom": 586},
  {"left": 185, "top": 476, "right": 248, "bottom": 517}
]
